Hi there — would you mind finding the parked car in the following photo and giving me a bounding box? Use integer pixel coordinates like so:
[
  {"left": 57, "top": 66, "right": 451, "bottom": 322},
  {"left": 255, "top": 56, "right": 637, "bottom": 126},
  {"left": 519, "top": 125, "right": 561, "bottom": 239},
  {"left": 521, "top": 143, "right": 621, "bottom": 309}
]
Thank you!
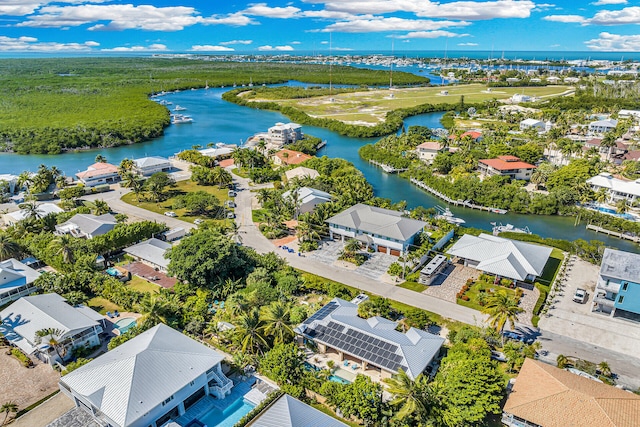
[
  {"left": 573, "top": 288, "right": 587, "bottom": 304},
  {"left": 225, "top": 200, "right": 236, "bottom": 208},
  {"left": 164, "top": 211, "right": 177, "bottom": 217},
  {"left": 228, "top": 190, "right": 236, "bottom": 197},
  {"left": 194, "top": 219, "right": 204, "bottom": 225},
  {"left": 226, "top": 212, "right": 236, "bottom": 219}
]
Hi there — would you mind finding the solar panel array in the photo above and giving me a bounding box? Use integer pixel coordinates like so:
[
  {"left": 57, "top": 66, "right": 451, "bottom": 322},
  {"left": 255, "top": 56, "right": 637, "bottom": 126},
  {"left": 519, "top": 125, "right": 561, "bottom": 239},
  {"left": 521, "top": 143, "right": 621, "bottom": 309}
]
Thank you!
[
  {"left": 303, "top": 301, "right": 338, "bottom": 325},
  {"left": 307, "top": 321, "right": 408, "bottom": 372}
]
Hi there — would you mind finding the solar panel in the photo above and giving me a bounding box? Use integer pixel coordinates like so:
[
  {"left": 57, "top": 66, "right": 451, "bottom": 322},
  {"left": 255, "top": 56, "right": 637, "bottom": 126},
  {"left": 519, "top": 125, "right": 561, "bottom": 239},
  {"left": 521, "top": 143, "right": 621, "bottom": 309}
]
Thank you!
[{"left": 304, "top": 301, "right": 338, "bottom": 324}]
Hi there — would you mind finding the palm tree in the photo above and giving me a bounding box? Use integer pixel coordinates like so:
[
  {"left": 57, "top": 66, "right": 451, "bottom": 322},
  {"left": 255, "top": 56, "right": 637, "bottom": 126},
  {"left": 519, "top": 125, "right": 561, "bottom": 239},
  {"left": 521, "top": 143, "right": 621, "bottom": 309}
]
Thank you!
[
  {"left": 39, "top": 213, "right": 59, "bottom": 233},
  {"left": 17, "top": 171, "right": 33, "bottom": 195},
  {"left": 234, "top": 308, "right": 268, "bottom": 354},
  {"left": 137, "top": 295, "right": 168, "bottom": 327},
  {"left": 18, "top": 201, "right": 42, "bottom": 220},
  {"left": 0, "top": 234, "right": 20, "bottom": 261},
  {"left": 118, "top": 158, "right": 135, "bottom": 177},
  {"left": 481, "top": 290, "right": 523, "bottom": 344},
  {"left": 296, "top": 220, "right": 319, "bottom": 243},
  {"left": 260, "top": 302, "right": 294, "bottom": 345},
  {"left": 120, "top": 172, "right": 144, "bottom": 202},
  {"left": 556, "top": 354, "right": 569, "bottom": 369},
  {"left": 95, "top": 154, "right": 107, "bottom": 163},
  {"left": 84, "top": 199, "right": 110, "bottom": 215},
  {"left": 1, "top": 402, "right": 18, "bottom": 426},
  {"left": 597, "top": 361, "right": 612, "bottom": 377},
  {"left": 344, "top": 238, "right": 361, "bottom": 254},
  {"left": 34, "top": 328, "right": 68, "bottom": 361},
  {"left": 616, "top": 199, "right": 628, "bottom": 214},
  {"left": 383, "top": 369, "right": 433, "bottom": 421},
  {"left": 50, "top": 234, "right": 75, "bottom": 264}
]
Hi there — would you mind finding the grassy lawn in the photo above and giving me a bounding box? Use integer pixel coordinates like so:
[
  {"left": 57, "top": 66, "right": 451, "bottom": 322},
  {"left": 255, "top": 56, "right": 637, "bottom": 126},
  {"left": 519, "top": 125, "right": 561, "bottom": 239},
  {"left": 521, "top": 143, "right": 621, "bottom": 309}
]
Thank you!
[
  {"left": 127, "top": 276, "right": 160, "bottom": 294},
  {"left": 88, "top": 297, "right": 122, "bottom": 315},
  {"left": 398, "top": 281, "right": 428, "bottom": 292},
  {"left": 252, "top": 208, "right": 269, "bottom": 223},
  {"left": 538, "top": 248, "right": 564, "bottom": 287},
  {"left": 121, "top": 179, "right": 232, "bottom": 224},
  {"left": 231, "top": 168, "right": 249, "bottom": 178},
  {"left": 457, "top": 281, "right": 517, "bottom": 311}
]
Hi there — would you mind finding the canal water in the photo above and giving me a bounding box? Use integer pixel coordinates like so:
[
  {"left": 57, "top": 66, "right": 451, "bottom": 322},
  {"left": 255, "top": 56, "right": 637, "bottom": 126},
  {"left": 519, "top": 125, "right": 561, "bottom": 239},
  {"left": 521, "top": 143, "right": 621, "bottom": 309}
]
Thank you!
[{"left": 0, "top": 85, "right": 636, "bottom": 252}]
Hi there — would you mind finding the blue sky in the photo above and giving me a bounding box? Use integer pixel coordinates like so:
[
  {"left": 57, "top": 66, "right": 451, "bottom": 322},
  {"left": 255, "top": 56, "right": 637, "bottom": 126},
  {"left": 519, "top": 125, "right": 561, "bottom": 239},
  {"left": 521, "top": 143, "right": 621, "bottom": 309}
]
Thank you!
[{"left": 1, "top": 0, "right": 640, "bottom": 54}]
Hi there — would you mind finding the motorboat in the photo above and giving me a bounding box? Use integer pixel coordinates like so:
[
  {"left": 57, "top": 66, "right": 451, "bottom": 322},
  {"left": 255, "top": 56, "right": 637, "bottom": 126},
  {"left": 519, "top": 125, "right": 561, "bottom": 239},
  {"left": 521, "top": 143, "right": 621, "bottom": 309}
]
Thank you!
[
  {"left": 171, "top": 114, "right": 193, "bottom": 124},
  {"left": 435, "top": 206, "right": 465, "bottom": 225},
  {"left": 491, "top": 223, "right": 531, "bottom": 236},
  {"left": 173, "top": 105, "right": 187, "bottom": 111}
]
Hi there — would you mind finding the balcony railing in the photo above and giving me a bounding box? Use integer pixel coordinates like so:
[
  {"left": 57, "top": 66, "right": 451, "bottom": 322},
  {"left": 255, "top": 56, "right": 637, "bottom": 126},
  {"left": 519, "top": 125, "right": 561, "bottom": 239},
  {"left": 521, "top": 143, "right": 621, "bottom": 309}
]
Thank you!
[
  {"left": 596, "top": 279, "right": 621, "bottom": 294},
  {"left": 594, "top": 296, "right": 615, "bottom": 307}
]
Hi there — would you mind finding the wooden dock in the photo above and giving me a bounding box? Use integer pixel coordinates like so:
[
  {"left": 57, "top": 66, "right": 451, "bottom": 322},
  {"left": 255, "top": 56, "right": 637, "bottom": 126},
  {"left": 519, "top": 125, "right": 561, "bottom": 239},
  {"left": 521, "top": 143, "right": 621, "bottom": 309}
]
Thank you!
[
  {"left": 368, "top": 159, "right": 408, "bottom": 173},
  {"left": 410, "top": 178, "right": 507, "bottom": 214},
  {"left": 586, "top": 224, "right": 640, "bottom": 243}
]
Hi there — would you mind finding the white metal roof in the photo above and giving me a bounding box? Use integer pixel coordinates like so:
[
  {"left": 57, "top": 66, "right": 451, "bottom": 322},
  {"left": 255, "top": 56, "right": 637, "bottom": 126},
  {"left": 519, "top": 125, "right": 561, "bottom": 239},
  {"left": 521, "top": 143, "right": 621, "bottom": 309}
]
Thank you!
[
  {"left": 251, "top": 394, "right": 347, "bottom": 427},
  {"left": 58, "top": 213, "right": 117, "bottom": 237},
  {"left": 587, "top": 174, "right": 640, "bottom": 198},
  {"left": 4, "top": 202, "right": 63, "bottom": 223},
  {"left": 60, "top": 324, "right": 225, "bottom": 427},
  {"left": 123, "top": 238, "right": 171, "bottom": 270},
  {"left": 599, "top": 248, "right": 640, "bottom": 282},
  {"left": 446, "top": 233, "right": 552, "bottom": 281},
  {"left": 0, "top": 258, "right": 41, "bottom": 292},
  {"left": 133, "top": 156, "right": 171, "bottom": 168}
]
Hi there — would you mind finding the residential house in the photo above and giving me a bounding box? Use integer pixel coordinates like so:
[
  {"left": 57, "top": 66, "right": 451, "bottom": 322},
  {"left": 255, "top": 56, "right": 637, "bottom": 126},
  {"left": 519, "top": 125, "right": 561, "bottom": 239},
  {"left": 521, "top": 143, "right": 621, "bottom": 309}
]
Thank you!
[
  {"left": 503, "top": 358, "right": 640, "bottom": 427},
  {"left": 583, "top": 138, "right": 627, "bottom": 160},
  {"left": 282, "top": 187, "right": 332, "bottom": 215},
  {"left": 589, "top": 119, "right": 618, "bottom": 134},
  {"left": 511, "top": 94, "right": 532, "bottom": 104},
  {"left": 0, "top": 174, "right": 19, "bottom": 194},
  {"left": 272, "top": 149, "right": 312, "bottom": 167},
  {"left": 59, "top": 324, "right": 232, "bottom": 427},
  {"left": 284, "top": 166, "right": 320, "bottom": 181},
  {"left": 0, "top": 258, "right": 41, "bottom": 305},
  {"left": 268, "top": 122, "right": 303, "bottom": 146},
  {"left": 593, "top": 248, "right": 640, "bottom": 321},
  {"left": 478, "top": 155, "right": 537, "bottom": 181},
  {"left": 55, "top": 213, "right": 117, "bottom": 239},
  {"left": 519, "top": 118, "right": 545, "bottom": 131},
  {"left": 586, "top": 173, "right": 640, "bottom": 203},
  {"left": 295, "top": 298, "right": 444, "bottom": 380},
  {"left": 416, "top": 142, "right": 446, "bottom": 164},
  {"left": 198, "top": 146, "right": 234, "bottom": 160},
  {"left": 123, "top": 238, "right": 172, "bottom": 273},
  {"left": 446, "top": 233, "right": 552, "bottom": 283},
  {"left": 3, "top": 202, "right": 63, "bottom": 226},
  {"left": 76, "top": 162, "right": 120, "bottom": 187},
  {"left": 617, "top": 109, "right": 640, "bottom": 120},
  {"left": 0, "top": 293, "right": 104, "bottom": 365},
  {"left": 133, "top": 156, "right": 172, "bottom": 176},
  {"left": 326, "top": 204, "right": 427, "bottom": 255},
  {"left": 250, "top": 394, "right": 347, "bottom": 427}
]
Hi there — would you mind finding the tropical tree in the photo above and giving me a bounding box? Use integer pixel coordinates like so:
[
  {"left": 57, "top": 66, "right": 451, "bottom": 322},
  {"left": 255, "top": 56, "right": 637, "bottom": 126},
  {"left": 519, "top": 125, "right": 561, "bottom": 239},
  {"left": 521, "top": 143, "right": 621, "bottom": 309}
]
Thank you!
[
  {"left": 344, "top": 238, "right": 361, "bottom": 254},
  {"left": 1, "top": 402, "right": 18, "bottom": 426},
  {"left": 616, "top": 199, "right": 628, "bottom": 214},
  {"left": 234, "top": 308, "right": 268, "bottom": 354},
  {"left": 18, "top": 201, "right": 42, "bottom": 220},
  {"left": 118, "top": 158, "right": 135, "bottom": 177},
  {"left": 481, "top": 290, "right": 523, "bottom": 344},
  {"left": 260, "top": 302, "right": 294, "bottom": 345},
  {"left": 17, "top": 171, "right": 33, "bottom": 195},
  {"left": 50, "top": 234, "right": 76, "bottom": 264},
  {"left": 137, "top": 294, "right": 168, "bottom": 327},
  {"left": 211, "top": 167, "right": 233, "bottom": 189},
  {"left": 145, "top": 172, "right": 175, "bottom": 202},
  {"left": 84, "top": 199, "right": 110, "bottom": 215},
  {"left": 121, "top": 172, "right": 145, "bottom": 202},
  {"left": 95, "top": 154, "right": 107, "bottom": 163},
  {"left": 557, "top": 354, "right": 570, "bottom": 369},
  {"left": 0, "top": 234, "right": 20, "bottom": 261},
  {"left": 383, "top": 369, "right": 434, "bottom": 421},
  {"left": 34, "top": 328, "right": 68, "bottom": 360},
  {"left": 597, "top": 361, "right": 612, "bottom": 377}
]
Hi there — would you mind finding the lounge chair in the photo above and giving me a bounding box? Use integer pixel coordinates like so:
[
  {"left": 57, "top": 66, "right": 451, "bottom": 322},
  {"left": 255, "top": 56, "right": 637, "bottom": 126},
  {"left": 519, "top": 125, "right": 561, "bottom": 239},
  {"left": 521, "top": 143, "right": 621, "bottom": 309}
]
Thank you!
[
  {"left": 114, "top": 310, "right": 120, "bottom": 317},
  {"left": 106, "top": 311, "right": 114, "bottom": 319},
  {"left": 343, "top": 360, "right": 349, "bottom": 367},
  {"left": 352, "top": 364, "right": 358, "bottom": 370}
]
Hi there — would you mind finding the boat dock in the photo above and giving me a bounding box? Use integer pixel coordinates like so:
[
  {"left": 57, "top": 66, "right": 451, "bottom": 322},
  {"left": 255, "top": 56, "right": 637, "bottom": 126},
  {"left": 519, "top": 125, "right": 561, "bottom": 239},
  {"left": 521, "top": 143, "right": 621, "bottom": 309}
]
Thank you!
[
  {"left": 586, "top": 224, "right": 640, "bottom": 243},
  {"left": 410, "top": 178, "right": 507, "bottom": 214},
  {"left": 369, "top": 160, "right": 408, "bottom": 173}
]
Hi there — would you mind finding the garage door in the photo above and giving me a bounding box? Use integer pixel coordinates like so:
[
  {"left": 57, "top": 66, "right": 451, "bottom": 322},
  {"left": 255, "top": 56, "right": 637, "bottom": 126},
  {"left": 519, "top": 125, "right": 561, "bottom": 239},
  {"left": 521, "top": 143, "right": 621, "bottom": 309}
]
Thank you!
[
  {"left": 377, "top": 245, "right": 387, "bottom": 253},
  {"left": 390, "top": 249, "right": 401, "bottom": 256}
]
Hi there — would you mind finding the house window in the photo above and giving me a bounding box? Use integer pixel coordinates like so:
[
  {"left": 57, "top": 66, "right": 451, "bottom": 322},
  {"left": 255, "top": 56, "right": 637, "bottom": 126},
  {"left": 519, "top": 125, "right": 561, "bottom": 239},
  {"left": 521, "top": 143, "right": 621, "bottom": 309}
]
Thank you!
[
  {"left": 618, "top": 295, "right": 624, "bottom": 304},
  {"left": 162, "top": 395, "right": 174, "bottom": 406},
  {"left": 622, "top": 283, "right": 628, "bottom": 291},
  {"left": 190, "top": 381, "right": 195, "bottom": 386}
]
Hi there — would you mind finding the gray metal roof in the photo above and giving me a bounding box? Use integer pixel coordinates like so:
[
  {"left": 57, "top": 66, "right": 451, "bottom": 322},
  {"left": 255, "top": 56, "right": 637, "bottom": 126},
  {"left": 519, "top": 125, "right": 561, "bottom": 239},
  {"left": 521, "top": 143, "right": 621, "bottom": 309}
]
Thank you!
[
  {"left": 446, "top": 233, "right": 552, "bottom": 281},
  {"left": 123, "top": 238, "right": 171, "bottom": 270},
  {"left": 326, "top": 204, "right": 427, "bottom": 242},
  {"left": 60, "top": 324, "right": 225, "bottom": 427},
  {"left": 252, "top": 394, "right": 347, "bottom": 427},
  {"left": 600, "top": 248, "right": 640, "bottom": 282},
  {"left": 0, "top": 293, "right": 100, "bottom": 354},
  {"left": 295, "top": 298, "right": 444, "bottom": 380},
  {"left": 133, "top": 156, "right": 170, "bottom": 168},
  {"left": 59, "top": 213, "right": 117, "bottom": 237}
]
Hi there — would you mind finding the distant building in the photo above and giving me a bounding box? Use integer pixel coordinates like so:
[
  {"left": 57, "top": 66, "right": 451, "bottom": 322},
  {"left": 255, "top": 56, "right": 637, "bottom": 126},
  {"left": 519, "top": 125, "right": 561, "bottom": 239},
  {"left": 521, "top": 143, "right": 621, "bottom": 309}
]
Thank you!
[
  {"left": 272, "top": 149, "right": 312, "bottom": 166},
  {"left": 617, "top": 109, "right": 640, "bottom": 120},
  {"left": 519, "top": 118, "right": 545, "bottom": 131},
  {"left": 0, "top": 293, "right": 104, "bottom": 365},
  {"left": 123, "top": 238, "right": 172, "bottom": 272},
  {"left": 3, "top": 202, "right": 63, "bottom": 226},
  {"left": 511, "top": 94, "right": 532, "bottom": 103},
  {"left": 76, "top": 162, "right": 120, "bottom": 187},
  {"left": 282, "top": 187, "right": 332, "bottom": 215},
  {"left": 416, "top": 141, "right": 446, "bottom": 164},
  {"left": 295, "top": 298, "right": 444, "bottom": 380},
  {"left": 0, "top": 174, "right": 19, "bottom": 194},
  {"left": 0, "top": 258, "right": 41, "bottom": 305},
  {"left": 268, "top": 122, "right": 303, "bottom": 145},
  {"left": 133, "top": 156, "right": 172, "bottom": 176},
  {"left": 593, "top": 248, "right": 640, "bottom": 321},
  {"left": 589, "top": 119, "right": 618, "bottom": 134},
  {"left": 586, "top": 173, "right": 640, "bottom": 203},
  {"left": 478, "top": 155, "right": 537, "bottom": 181},
  {"left": 284, "top": 166, "right": 320, "bottom": 181},
  {"left": 55, "top": 213, "right": 117, "bottom": 239}
]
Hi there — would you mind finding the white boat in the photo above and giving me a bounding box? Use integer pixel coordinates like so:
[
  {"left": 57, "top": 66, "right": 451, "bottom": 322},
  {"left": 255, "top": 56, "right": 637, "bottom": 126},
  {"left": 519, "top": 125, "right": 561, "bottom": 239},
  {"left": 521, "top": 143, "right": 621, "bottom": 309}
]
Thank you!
[
  {"left": 171, "top": 114, "right": 193, "bottom": 124},
  {"left": 492, "top": 223, "right": 530, "bottom": 236},
  {"left": 435, "top": 206, "right": 466, "bottom": 225},
  {"left": 490, "top": 208, "right": 508, "bottom": 214},
  {"left": 173, "top": 105, "right": 187, "bottom": 111}
]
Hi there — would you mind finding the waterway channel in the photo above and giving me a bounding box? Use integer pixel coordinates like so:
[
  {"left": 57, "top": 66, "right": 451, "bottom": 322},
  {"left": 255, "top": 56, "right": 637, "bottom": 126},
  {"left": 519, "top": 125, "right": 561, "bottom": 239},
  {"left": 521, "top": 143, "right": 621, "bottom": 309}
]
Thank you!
[{"left": 0, "top": 85, "right": 636, "bottom": 252}]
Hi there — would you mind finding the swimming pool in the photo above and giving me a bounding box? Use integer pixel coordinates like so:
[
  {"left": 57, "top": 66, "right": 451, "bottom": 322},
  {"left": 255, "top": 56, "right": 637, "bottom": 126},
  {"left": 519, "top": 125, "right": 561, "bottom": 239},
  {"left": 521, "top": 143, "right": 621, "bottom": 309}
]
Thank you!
[
  {"left": 114, "top": 317, "right": 137, "bottom": 334},
  {"left": 198, "top": 397, "right": 255, "bottom": 427},
  {"left": 304, "top": 362, "right": 353, "bottom": 384},
  {"left": 105, "top": 267, "right": 120, "bottom": 276},
  {"left": 595, "top": 206, "right": 636, "bottom": 220}
]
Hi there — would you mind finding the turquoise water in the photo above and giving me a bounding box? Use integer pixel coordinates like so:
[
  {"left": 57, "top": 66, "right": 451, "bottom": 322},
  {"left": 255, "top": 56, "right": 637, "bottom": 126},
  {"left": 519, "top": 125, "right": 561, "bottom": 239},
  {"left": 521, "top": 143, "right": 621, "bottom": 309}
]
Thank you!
[
  {"left": 198, "top": 398, "right": 255, "bottom": 427},
  {"left": 105, "top": 267, "right": 119, "bottom": 276},
  {"left": 114, "top": 317, "right": 136, "bottom": 333},
  {"left": 329, "top": 374, "right": 352, "bottom": 384},
  {"left": 596, "top": 206, "right": 636, "bottom": 221}
]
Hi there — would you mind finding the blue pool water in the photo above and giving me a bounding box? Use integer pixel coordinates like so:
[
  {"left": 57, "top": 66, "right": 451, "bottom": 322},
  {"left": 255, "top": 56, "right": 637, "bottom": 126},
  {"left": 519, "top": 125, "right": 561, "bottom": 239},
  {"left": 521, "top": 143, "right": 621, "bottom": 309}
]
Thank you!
[
  {"left": 304, "top": 362, "right": 353, "bottom": 384},
  {"left": 198, "top": 398, "right": 255, "bottom": 427},
  {"left": 114, "top": 317, "right": 137, "bottom": 333},
  {"left": 596, "top": 207, "right": 636, "bottom": 220}
]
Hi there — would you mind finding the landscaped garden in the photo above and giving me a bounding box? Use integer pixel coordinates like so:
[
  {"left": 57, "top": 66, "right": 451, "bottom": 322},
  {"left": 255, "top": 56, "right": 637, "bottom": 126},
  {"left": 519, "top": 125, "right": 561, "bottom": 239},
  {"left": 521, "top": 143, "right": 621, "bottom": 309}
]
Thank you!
[{"left": 457, "top": 275, "right": 522, "bottom": 311}]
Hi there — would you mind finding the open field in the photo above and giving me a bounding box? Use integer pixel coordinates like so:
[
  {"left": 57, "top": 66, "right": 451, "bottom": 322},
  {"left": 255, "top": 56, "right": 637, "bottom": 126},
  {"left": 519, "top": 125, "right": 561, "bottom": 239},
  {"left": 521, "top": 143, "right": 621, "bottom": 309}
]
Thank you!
[{"left": 262, "top": 84, "right": 573, "bottom": 125}]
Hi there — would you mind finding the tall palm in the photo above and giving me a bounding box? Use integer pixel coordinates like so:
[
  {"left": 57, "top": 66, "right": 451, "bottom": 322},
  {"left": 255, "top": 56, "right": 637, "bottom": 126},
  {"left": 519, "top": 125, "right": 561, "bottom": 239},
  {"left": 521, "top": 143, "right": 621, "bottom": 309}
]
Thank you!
[
  {"left": 212, "top": 167, "right": 232, "bottom": 189},
  {"left": 383, "top": 369, "right": 433, "bottom": 421},
  {"left": 1, "top": 402, "right": 18, "bottom": 426},
  {"left": 121, "top": 172, "right": 144, "bottom": 202},
  {"left": 344, "top": 238, "right": 361, "bottom": 254},
  {"left": 95, "top": 154, "right": 107, "bottom": 163},
  {"left": 84, "top": 199, "right": 110, "bottom": 215},
  {"left": 18, "top": 201, "right": 41, "bottom": 220},
  {"left": 118, "top": 158, "right": 135, "bottom": 177},
  {"left": 50, "top": 234, "right": 75, "bottom": 264},
  {"left": 137, "top": 295, "right": 168, "bottom": 327},
  {"left": 235, "top": 308, "right": 268, "bottom": 354},
  {"left": 597, "top": 361, "right": 612, "bottom": 377},
  {"left": 34, "top": 328, "right": 68, "bottom": 360},
  {"left": 481, "top": 290, "right": 523, "bottom": 343},
  {"left": 260, "top": 302, "right": 294, "bottom": 345},
  {"left": 0, "top": 234, "right": 20, "bottom": 261},
  {"left": 39, "top": 213, "right": 59, "bottom": 233},
  {"left": 17, "top": 171, "right": 33, "bottom": 194}
]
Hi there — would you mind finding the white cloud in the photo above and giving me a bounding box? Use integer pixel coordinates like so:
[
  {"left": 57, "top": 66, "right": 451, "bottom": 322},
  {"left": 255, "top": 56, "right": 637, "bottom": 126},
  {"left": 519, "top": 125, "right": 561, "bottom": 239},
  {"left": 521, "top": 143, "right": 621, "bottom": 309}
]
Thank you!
[
  {"left": 543, "top": 14, "right": 587, "bottom": 23},
  {"left": 590, "top": 6, "right": 640, "bottom": 25},
  {"left": 0, "top": 35, "right": 98, "bottom": 51},
  {"left": 242, "top": 3, "right": 300, "bottom": 18},
  {"left": 191, "top": 45, "right": 235, "bottom": 51},
  {"left": 219, "top": 40, "right": 253, "bottom": 45},
  {"left": 319, "top": 17, "right": 470, "bottom": 33},
  {"left": 397, "top": 30, "right": 469, "bottom": 39},
  {"left": 585, "top": 32, "right": 640, "bottom": 51},
  {"left": 101, "top": 43, "right": 167, "bottom": 52},
  {"left": 458, "top": 42, "right": 479, "bottom": 46},
  {"left": 201, "top": 12, "right": 257, "bottom": 26},
  {"left": 258, "top": 45, "right": 295, "bottom": 51},
  {"left": 0, "top": 0, "right": 109, "bottom": 16},
  {"left": 290, "top": 41, "right": 301, "bottom": 44},
  {"left": 592, "top": 0, "right": 627, "bottom": 5}
]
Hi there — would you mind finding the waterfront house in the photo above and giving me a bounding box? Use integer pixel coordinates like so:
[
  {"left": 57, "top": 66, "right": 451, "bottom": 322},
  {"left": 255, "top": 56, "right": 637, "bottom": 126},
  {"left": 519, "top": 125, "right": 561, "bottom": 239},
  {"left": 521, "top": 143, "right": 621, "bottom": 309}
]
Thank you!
[
  {"left": 59, "top": 324, "right": 232, "bottom": 427},
  {"left": 326, "top": 204, "right": 427, "bottom": 256},
  {"left": 0, "top": 258, "right": 41, "bottom": 305},
  {"left": 272, "top": 149, "right": 312, "bottom": 167},
  {"left": 0, "top": 293, "right": 104, "bottom": 365},
  {"left": 416, "top": 141, "right": 446, "bottom": 164},
  {"left": 268, "top": 122, "right": 303, "bottom": 146},
  {"left": 55, "top": 213, "right": 117, "bottom": 239},
  {"left": 446, "top": 233, "right": 552, "bottom": 283},
  {"left": 0, "top": 174, "right": 19, "bottom": 194},
  {"left": 76, "top": 162, "right": 120, "bottom": 187},
  {"left": 250, "top": 394, "right": 348, "bottom": 427},
  {"left": 133, "top": 156, "right": 172, "bottom": 176},
  {"left": 282, "top": 187, "right": 332, "bottom": 215},
  {"left": 586, "top": 173, "right": 640, "bottom": 203},
  {"left": 502, "top": 358, "right": 640, "bottom": 427},
  {"left": 123, "top": 238, "right": 172, "bottom": 273},
  {"left": 3, "top": 202, "right": 63, "bottom": 226},
  {"left": 284, "top": 166, "right": 319, "bottom": 181},
  {"left": 296, "top": 298, "right": 444, "bottom": 381},
  {"left": 519, "top": 118, "right": 545, "bottom": 131},
  {"left": 593, "top": 248, "right": 640, "bottom": 321},
  {"left": 478, "top": 156, "right": 537, "bottom": 181},
  {"left": 618, "top": 109, "right": 640, "bottom": 120},
  {"left": 198, "top": 146, "right": 234, "bottom": 160},
  {"left": 589, "top": 119, "right": 618, "bottom": 134}
]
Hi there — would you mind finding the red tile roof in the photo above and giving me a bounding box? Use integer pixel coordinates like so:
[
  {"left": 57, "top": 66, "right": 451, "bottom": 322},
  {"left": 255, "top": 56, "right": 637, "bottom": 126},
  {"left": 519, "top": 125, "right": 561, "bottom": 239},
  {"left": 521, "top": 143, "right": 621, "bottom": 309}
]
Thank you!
[
  {"left": 274, "top": 149, "right": 312, "bottom": 165},
  {"left": 479, "top": 157, "right": 536, "bottom": 171},
  {"left": 76, "top": 162, "right": 119, "bottom": 179}
]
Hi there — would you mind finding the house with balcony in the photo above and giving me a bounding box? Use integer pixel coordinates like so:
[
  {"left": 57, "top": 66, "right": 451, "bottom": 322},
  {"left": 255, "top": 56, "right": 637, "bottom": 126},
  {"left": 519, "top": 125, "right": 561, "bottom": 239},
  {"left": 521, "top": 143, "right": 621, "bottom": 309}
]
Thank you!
[
  {"left": 326, "top": 204, "right": 427, "bottom": 256},
  {"left": 55, "top": 213, "right": 117, "bottom": 239},
  {"left": 133, "top": 156, "right": 172, "bottom": 176},
  {"left": 0, "top": 258, "right": 41, "bottom": 305},
  {"left": 586, "top": 173, "right": 640, "bottom": 204},
  {"left": 478, "top": 156, "right": 537, "bottom": 181},
  {"left": 415, "top": 142, "right": 447, "bottom": 164},
  {"left": 589, "top": 119, "right": 618, "bottom": 135},
  {"left": 59, "top": 323, "right": 232, "bottom": 427},
  {"left": 593, "top": 248, "right": 640, "bottom": 322},
  {"left": 76, "top": 162, "right": 120, "bottom": 187},
  {"left": 0, "top": 293, "right": 104, "bottom": 365},
  {"left": 282, "top": 187, "right": 332, "bottom": 215},
  {"left": 268, "top": 122, "right": 302, "bottom": 145}
]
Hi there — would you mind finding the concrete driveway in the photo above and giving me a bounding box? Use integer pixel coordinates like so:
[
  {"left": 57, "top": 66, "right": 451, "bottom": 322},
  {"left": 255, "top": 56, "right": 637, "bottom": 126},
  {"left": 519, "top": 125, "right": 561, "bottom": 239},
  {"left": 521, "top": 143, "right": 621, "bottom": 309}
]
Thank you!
[{"left": 306, "top": 240, "right": 397, "bottom": 281}]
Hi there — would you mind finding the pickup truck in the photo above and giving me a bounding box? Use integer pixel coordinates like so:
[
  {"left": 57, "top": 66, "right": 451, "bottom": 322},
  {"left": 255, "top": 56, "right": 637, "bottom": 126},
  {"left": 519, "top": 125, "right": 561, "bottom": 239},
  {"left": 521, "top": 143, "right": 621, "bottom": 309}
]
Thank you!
[{"left": 573, "top": 288, "right": 587, "bottom": 304}]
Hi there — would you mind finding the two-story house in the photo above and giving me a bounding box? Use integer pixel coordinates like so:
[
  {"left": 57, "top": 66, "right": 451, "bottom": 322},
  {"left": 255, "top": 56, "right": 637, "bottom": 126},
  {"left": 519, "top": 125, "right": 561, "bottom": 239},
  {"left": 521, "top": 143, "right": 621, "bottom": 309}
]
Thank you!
[
  {"left": 0, "top": 258, "right": 41, "bottom": 305},
  {"left": 75, "top": 162, "right": 120, "bottom": 187},
  {"left": 586, "top": 173, "right": 640, "bottom": 204},
  {"left": 133, "top": 156, "right": 172, "bottom": 176},
  {"left": 593, "top": 248, "right": 640, "bottom": 321},
  {"left": 478, "top": 155, "right": 537, "bottom": 181},
  {"left": 415, "top": 142, "right": 446, "bottom": 164}
]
